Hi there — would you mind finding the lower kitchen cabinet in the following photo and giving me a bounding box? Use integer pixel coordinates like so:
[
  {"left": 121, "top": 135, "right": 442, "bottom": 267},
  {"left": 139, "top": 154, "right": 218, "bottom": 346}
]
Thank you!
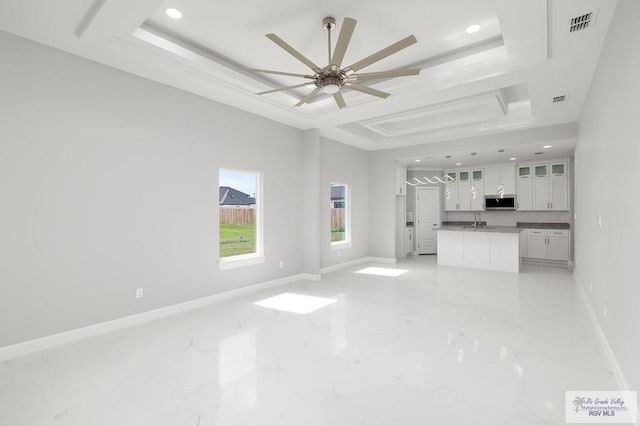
[
  {"left": 405, "top": 227, "right": 414, "bottom": 255},
  {"left": 525, "top": 229, "right": 569, "bottom": 261}
]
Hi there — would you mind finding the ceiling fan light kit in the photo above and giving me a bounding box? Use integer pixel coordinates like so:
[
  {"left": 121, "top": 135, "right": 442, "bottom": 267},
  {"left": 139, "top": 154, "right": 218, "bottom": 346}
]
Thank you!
[{"left": 247, "top": 16, "right": 420, "bottom": 109}]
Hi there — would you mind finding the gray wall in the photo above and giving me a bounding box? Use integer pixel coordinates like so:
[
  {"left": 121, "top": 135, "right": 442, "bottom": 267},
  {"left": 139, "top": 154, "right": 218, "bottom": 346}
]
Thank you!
[
  {"left": 320, "top": 138, "right": 370, "bottom": 268},
  {"left": 0, "top": 31, "right": 306, "bottom": 347},
  {"left": 574, "top": 0, "right": 640, "bottom": 391}
]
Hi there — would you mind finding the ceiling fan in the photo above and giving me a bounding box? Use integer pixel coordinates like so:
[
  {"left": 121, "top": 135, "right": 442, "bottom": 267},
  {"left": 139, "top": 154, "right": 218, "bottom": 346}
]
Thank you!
[{"left": 247, "top": 17, "right": 421, "bottom": 109}]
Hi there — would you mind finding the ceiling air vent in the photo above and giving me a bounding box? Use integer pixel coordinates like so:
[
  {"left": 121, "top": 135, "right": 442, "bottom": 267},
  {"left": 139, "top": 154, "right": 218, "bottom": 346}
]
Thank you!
[
  {"left": 553, "top": 94, "right": 568, "bottom": 103},
  {"left": 569, "top": 11, "right": 596, "bottom": 33}
]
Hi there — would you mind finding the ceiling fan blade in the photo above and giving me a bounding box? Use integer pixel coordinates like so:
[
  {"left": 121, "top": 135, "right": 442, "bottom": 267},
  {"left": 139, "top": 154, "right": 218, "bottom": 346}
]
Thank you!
[
  {"left": 266, "top": 33, "right": 322, "bottom": 73},
  {"left": 295, "top": 87, "right": 322, "bottom": 107},
  {"left": 346, "top": 83, "right": 390, "bottom": 99},
  {"left": 346, "top": 35, "right": 417, "bottom": 73},
  {"left": 333, "top": 92, "right": 346, "bottom": 109},
  {"left": 331, "top": 17, "right": 357, "bottom": 67},
  {"left": 245, "top": 68, "right": 315, "bottom": 79},
  {"left": 349, "top": 68, "right": 421, "bottom": 81},
  {"left": 258, "top": 82, "right": 313, "bottom": 95}
]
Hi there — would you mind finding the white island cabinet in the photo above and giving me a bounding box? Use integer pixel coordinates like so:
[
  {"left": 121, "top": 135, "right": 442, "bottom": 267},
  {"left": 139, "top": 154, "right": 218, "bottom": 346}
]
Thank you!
[{"left": 437, "top": 228, "right": 522, "bottom": 273}]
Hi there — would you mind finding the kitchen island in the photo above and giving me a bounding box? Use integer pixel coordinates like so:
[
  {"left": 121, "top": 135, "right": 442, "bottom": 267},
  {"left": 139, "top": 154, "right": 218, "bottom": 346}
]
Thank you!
[{"left": 437, "top": 225, "right": 523, "bottom": 273}]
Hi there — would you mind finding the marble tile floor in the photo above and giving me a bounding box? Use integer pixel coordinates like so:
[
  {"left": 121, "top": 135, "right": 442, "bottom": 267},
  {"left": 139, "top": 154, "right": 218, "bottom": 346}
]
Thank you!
[{"left": 0, "top": 257, "right": 618, "bottom": 425}]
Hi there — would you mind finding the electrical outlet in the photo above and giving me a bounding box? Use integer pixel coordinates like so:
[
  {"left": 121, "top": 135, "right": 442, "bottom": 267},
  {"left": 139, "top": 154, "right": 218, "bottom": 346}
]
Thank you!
[
  {"left": 136, "top": 288, "right": 143, "bottom": 299},
  {"left": 603, "top": 304, "right": 607, "bottom": 320},
  {"left": 589, "top": 282, "right": 593, "bottom": 293},
  {"left": 279, "top": 261, "right": 284, "bottom": 268}
]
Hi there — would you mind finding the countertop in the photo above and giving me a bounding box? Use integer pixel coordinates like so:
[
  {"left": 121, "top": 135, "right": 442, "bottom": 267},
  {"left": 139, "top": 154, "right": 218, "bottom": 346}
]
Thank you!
[
  {"left": 440, "top": 221, "right": 570, "bottom": 232},
  {"left": 438, "top": 225, "right": 523, "bottom": 234}
]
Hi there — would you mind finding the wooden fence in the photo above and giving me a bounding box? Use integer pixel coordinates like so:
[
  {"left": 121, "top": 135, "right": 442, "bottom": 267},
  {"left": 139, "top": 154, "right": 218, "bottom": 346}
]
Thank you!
[
  {"left": 331, "top": 208, "right": 345, "bottom": 230},
  {"left": 220, "top": 208, "right": 255, "bottom": 225},
  {"left": 221, "top": 208, "right": 343, "bottom": 228}
]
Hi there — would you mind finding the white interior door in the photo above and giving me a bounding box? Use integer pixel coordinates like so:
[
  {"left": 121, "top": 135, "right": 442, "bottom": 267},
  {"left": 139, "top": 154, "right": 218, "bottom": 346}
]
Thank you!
[{"left": 416, "top": 187, "right": 440, "bottom": 254}]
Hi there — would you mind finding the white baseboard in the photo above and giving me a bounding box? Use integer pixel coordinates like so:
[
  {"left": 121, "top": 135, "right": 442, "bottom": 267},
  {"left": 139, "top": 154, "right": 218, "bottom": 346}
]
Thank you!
[
  {"left": 574, "top": 270, "right": 630, "bottom": 392},
  {"left": 0, "top": 273, "right": 313, "bottom": 362},
  {"left": 320, "top": 256, "right": 398, "bottom": 274}
]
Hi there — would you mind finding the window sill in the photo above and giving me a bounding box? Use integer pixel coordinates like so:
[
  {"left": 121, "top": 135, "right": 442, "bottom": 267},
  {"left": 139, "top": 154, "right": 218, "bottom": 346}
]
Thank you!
[
  {"left": 331, "top": 242, "right": 352, "bottom": 251},
  {"left": 218, "top": 253, "right": 266, "bottom": 270}
]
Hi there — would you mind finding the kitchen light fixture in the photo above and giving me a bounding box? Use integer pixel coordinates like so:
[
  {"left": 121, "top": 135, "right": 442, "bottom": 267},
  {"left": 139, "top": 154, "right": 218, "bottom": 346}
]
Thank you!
[
  {"left": 165, "top": 8, "right": 182, "bottom": 19},
  {"left": 510, "top": 157, "right": 517, "bottom": 161},
  {"left": 456, "top": 162, "right": 462, "bottom": 166},
  {"left": 406, "top": 175, "right": 456, "bottom": 186},
  {"left": 466, "top": 24, "right": 482, "bottom": 34},
  {"left": 415, "top": 159, "right": 421, "bottom": 162},
  {"left": 543, "top": 145, "right": 552, "bottom": 148}
]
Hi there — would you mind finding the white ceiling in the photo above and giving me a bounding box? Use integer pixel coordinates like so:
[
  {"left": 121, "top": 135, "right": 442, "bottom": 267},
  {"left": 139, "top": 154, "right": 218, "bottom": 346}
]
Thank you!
[{"left": 0, "top": 0, "right": 618, "bottom": 164}]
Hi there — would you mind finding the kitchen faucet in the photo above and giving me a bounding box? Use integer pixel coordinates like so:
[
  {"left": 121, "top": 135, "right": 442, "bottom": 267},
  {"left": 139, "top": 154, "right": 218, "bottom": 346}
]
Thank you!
[{"left": 473, "top": 212, "right": 481, "bottom": 229}]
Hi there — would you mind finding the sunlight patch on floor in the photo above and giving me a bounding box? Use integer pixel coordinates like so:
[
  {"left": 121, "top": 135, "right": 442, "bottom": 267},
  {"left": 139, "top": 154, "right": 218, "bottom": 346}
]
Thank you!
[
  {"left": 354, "top": 267, "right": 408, "bottom": 277},
  {"left": 253, "top": 292, "right": 337, "bottom": 314}
]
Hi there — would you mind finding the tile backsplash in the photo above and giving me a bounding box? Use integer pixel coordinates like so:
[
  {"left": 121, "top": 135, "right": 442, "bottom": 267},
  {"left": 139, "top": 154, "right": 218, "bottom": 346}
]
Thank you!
[{"left": 445, "top": 210, "right": 571, "bottom": 226}]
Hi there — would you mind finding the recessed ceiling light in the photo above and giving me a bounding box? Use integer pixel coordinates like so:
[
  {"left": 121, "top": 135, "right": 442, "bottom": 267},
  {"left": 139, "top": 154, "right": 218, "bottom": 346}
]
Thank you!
[
  {"left": 510, "top": 157, "right": 517, "bottom": 161},
  {"left": 466, "top": 24, "right": 482, "bottom": 34},
  {"left": 456, "top": 162, "right": 462, "bottom": 166},
  {"left": 415, "top": 159, "right": 421, "bottom": 162},
  {"left": 165, "top": 8, "right": 183, "bottom": 19},
  {"left": 543, "top": 145, "right": 552, "bottom": 149}
]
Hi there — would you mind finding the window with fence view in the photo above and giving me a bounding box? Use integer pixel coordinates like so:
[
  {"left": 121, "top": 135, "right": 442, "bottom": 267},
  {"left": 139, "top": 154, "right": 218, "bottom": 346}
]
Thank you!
[
  {"left": 330, "top": 184, "right": 349, "bottom": 245},
  {"left": 219, "top": 169, "right": 259, "bottom": 258}
]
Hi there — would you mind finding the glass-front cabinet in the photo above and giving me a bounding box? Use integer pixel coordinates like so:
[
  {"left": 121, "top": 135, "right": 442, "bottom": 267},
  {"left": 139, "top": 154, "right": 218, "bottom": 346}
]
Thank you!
[
  {"left": 516, "top": 166, "right": 533, "bottom": 210},
  {"left": 516, "top": 160, "right": 569, "bottom": 211}
]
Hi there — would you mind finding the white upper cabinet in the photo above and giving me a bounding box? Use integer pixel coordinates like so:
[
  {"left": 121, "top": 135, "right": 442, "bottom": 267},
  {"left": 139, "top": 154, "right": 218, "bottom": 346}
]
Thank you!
[
  {"left": 457, "top": 171, "right": 471, "bottom": 211},
  {"left": 500, "top": 166, "right": 516, "bottom": 194},
  {"left": 533, "top": 165, "right": 550, "bottom": 210},
  {"left": 444, "top": 171, "right": 458, "bottom": 211},
  {"left": 517, "top": 159, "right": 569, "bottom": 211},
  {"left": 516, "top": 165, "right": 533, "bottom": 211},
  {"left": 444, "top": 170, "right": 479, "bottom": 211},
  {"left": 550, "top": 163, "right": 569, "bottom": 210},
  {"left": 485, "top": 167, "right": 500, "bottom": 195},
  {"left": 484, "top": 165, "right": 515, "bottom": 195},
  {"left": 470, "top": 169, "right": 485, "bottom": 211}
]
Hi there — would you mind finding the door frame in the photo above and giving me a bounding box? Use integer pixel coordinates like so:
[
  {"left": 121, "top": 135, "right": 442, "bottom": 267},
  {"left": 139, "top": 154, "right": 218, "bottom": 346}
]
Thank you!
[{"left": 416, "top": 186, "right": 441, "bottom": 254}]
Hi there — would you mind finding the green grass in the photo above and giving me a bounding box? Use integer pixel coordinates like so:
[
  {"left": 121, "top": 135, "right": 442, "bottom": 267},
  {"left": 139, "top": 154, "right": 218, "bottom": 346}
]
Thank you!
[
  {"left": 220, "top": 223, "right": 256, "bottom": 257},
  {"left": 331, "top": 230, "right": 345, "bottom": 242}
]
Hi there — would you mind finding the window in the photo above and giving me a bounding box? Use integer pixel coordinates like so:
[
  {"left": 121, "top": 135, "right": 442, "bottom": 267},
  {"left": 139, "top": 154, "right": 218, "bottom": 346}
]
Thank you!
[
  {"left": 219, "top": 169, "right": 263, "bottom": 269},
  {"left": 330, "top": 184, "right": 350, "bottom": 247}
]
